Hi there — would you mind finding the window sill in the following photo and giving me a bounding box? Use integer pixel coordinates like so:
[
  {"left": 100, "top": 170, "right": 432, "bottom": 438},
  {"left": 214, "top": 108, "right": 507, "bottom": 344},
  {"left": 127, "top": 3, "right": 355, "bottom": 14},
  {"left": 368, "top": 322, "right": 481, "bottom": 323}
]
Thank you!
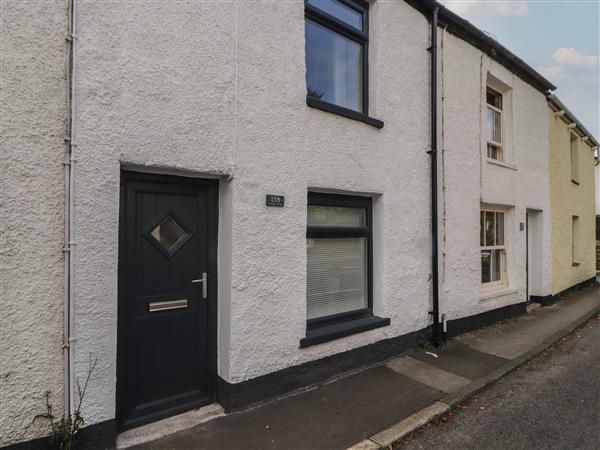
[
  {"left": 571, "top": 179, "right": 580, "bottom": 186},
  {"left": 300, "top": 315, "right": 390, "bottom": 348},
  {"left": 480, "top": 287, "right": 518, "bottom": 301},
  {"left": 306, "top": 96, "right": 384, "bottom": 129},
  {"left": 486, "top": 158, "right": 517, "bottom": 171}
]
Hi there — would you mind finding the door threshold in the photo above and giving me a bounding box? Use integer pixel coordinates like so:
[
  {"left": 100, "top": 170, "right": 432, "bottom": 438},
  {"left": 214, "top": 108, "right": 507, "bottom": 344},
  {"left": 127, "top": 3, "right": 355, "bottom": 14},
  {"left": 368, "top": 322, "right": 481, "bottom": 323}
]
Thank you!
[{"left": 116, "top": 403, "right": 224, "bottom": 449}]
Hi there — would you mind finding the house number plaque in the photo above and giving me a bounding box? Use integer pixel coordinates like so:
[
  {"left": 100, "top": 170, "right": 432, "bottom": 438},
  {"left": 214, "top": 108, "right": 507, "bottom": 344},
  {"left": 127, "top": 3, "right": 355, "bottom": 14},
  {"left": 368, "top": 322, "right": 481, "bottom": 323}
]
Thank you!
[{"left": 266, "top": 195, "right": 284, "bottom": 207}]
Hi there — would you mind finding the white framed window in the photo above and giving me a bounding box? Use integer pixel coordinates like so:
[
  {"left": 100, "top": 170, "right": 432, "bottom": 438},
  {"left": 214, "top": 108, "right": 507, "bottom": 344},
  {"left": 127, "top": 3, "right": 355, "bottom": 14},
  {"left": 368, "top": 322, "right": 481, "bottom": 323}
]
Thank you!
[
  {"left": 486, "top": 87, "right": 503, "bottom": 162},
  {"left": 570, "top": 132, "right": 579, "bottom": 183},
  {"left": 481, "top": 209, "right": 507, "bottom": 287}
]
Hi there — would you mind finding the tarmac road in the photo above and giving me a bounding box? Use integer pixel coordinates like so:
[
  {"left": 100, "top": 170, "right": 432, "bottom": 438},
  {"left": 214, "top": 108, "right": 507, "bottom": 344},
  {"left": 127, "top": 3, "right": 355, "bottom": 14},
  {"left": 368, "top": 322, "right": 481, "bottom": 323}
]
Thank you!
[{"left": 396, "top": 314, "right": 600, "bottom": 450}]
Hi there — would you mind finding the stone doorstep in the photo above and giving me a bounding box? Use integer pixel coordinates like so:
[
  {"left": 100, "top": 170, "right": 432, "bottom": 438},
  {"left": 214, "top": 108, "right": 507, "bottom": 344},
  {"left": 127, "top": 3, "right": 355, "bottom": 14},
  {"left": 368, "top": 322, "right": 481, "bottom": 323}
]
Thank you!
[
  {"left": 346, "top": 302, "right": 600, "bottom": 450},
  {"left": 116, "top": 403, "right": 224, "bottom": 449}
]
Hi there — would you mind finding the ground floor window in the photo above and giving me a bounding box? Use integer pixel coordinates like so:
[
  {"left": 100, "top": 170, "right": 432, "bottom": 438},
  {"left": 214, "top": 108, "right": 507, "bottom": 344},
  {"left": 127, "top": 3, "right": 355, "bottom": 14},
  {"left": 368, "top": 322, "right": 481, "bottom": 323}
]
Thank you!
[
  {"left": 306, "top": 192, "right": 372, "bottom": 326},
  {"left": 481, "top": 209, "right": 507, "bottom": 287}
]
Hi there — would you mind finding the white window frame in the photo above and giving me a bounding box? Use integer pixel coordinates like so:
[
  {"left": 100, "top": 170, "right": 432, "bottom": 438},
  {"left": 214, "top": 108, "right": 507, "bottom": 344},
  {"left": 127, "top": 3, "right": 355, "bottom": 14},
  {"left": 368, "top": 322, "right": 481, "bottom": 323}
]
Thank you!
[
  {"left": 481, "top": 208, "right": 508, "bottom": 289},
  {"left": 486, "top": 87, "right": 504, "bottom": 162}
]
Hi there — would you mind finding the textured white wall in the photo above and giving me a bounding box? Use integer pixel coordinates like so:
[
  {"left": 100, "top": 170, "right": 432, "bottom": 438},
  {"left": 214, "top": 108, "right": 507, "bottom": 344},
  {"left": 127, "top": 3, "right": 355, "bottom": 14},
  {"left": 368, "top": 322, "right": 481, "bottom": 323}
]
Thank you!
[
  {"left": 64, "top": 0, "right": 552, "bottom": 431},
  {"left": 0, "top": 0, "right": 68, "bottom": 445},
  {"left": 71, "top": 0, "right": 237, "bottom": 427},
  {"left": 438, "top": 31, "right": 552, "bottom": 322},
  {"left": 70, "top": 0, "right": 432, "bottom": 426}
]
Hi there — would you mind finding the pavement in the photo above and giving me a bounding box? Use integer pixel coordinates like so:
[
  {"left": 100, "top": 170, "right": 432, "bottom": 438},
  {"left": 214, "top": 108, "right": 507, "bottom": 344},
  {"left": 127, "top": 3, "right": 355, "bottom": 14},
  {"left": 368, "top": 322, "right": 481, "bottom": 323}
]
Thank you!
[
  {"left": 396, "top": 312, "right": 600, "bottom": 450},
  {"left": 131, "top": 282, "right": 600, "bottom": 450}
]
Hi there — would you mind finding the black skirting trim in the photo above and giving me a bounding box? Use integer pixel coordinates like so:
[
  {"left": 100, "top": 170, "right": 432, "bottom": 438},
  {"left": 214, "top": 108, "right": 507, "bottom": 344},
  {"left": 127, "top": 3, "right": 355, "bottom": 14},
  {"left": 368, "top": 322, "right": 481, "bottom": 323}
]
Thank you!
[
  {"left": 218, "top": 327, "right": 428, "bottom": 412},
  {"left": 445, "top": 301, "right": 527, "bottom": 339},
  {"left": 531, "top": 276, "right": 597, "bottom": 307}
]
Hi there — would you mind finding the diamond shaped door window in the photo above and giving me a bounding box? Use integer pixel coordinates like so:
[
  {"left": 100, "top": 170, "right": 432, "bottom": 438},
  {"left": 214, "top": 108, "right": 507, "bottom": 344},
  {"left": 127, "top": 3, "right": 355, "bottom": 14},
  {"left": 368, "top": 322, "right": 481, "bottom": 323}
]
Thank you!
[{"left": 146, "top": 214, "right": 191, "bottom": 257}]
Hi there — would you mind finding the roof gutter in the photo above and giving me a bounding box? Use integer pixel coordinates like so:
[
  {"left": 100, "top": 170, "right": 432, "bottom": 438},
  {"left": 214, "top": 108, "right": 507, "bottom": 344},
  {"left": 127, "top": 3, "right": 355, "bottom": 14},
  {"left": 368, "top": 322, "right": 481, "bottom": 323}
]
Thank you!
[{"left": 404, "top": 0, "right": 556, "bottom": 95}]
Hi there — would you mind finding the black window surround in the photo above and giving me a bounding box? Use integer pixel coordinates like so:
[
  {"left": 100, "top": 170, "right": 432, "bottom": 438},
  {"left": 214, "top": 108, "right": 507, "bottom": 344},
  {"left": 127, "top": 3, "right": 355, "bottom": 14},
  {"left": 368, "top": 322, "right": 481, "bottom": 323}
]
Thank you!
[
  {"left": 302, "top": 192, "right": 389, "bottom": 348},
  {"left": 304, "top": 0, "right": 384, "bottom": 129}
]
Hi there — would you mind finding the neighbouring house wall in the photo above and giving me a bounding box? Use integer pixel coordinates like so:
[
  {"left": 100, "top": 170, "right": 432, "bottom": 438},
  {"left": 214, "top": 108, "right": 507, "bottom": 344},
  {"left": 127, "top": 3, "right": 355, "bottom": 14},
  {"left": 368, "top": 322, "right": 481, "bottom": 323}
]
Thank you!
[
  {"left": 549, "top": 110, "right": 596, "bottom": 294},
  {"left": 439, "top": 31, "right": 552, "bottom": 322},
  {"left": 0, "top": 0, "right": 68, "bottom": 445},
  {"left": 595, "top": 163, "right": 600, "bottom": 216},
  {"left": 70, "top": 0, "right": 432, "bottom": 427}
]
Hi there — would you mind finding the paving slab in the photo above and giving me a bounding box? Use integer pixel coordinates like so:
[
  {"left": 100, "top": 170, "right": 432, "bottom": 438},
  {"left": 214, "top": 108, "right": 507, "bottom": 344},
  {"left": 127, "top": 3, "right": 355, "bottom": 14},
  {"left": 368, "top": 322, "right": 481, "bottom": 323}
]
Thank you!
[
  {"left": 410, "top": 341, "right": 509, "bottom": 380},
  {"left": 458, "top": 284, "right": 600, "bottom": 359},
  {"left": 386, "top": 357, "right": 471, "bottom": 393},
  {"left": 134, "top": 366, "right": 444, "bottom": 450}
]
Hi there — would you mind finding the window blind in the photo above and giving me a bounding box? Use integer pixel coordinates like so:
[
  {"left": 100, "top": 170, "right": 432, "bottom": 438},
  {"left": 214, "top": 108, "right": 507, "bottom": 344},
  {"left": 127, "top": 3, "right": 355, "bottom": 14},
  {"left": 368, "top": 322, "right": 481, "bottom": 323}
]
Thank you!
[{"left": 306, "top": 237, "right": 368, "bottom": 320}]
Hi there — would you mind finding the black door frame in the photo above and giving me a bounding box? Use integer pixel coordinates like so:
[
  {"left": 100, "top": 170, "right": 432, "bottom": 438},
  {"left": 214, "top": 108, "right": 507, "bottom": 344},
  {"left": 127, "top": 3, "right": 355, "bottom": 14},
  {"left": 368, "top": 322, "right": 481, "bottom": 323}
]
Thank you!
[{"left": 116, "top": 170, "right": 219, "bottom": 431}]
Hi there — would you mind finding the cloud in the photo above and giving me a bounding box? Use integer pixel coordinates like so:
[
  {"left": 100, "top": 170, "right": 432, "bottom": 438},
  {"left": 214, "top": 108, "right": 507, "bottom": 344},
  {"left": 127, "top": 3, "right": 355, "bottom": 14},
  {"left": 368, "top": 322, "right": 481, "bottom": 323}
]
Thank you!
[
  {"left": 442, "top": 1, "right": 528, "bottom": 17},
  {"left": 537, "top": 48, "right": 600, "bottom": 83},
  {"left": 553, "top": 48, "right": 599, "bottom": 68}
]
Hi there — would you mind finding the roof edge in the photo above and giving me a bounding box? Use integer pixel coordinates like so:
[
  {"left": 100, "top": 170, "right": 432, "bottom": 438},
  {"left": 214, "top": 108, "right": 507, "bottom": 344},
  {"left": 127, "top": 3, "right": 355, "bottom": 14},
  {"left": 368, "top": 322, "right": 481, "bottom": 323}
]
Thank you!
[
  {"left": 404, "top": 0, "right": 557, "bottom": 94},
  {"left": 548, "top": 95, "right": 600, "bottom": 149}
]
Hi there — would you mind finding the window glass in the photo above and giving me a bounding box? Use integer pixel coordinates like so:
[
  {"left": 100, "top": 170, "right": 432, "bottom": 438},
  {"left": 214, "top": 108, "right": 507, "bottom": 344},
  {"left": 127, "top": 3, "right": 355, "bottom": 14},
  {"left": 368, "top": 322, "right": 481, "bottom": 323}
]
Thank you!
[
  {"left": 484, "top": 211, "right": 495, "bottom": 246},
  {"left": 487, "top": 144, "right": 499, "bottom": 160},
  {"left": 493, "top": 110, "right": 502, "bottom": 142},
  {"left": 495, "top": 212, "right": 504, "bottom": 245},
  {"left": 307, "top": 0, "right": 363, "bottom": 30},
  {"left": 308, "top": 205, "right": 366, "bottom": 227},
  {"left": 306, "top": 237, "right": 368, "bottom": 320},
  {"left": 492, "top": 250, "right": 502, "bottom": 281},
  {"left": 481, "top": 210, "right": 506, "bottom": 286},
  {"left": 487, "top": 88, "right": 502, "bottom": 109},
  {"left": 486, "top": 107, "right": 502, "bottom": 144},
  {"left": 150, "top": 215, "right": 188, "bottom": 253},
  {"left": 480, "top": 212, "right": 485, "bottom": 246},
  {"left": 305, "top": 19, "right": 363, "bottom": 112},
  {"left": 486, "top": 108, "right": 495, "bottom": 141},
  {"left": 481, "top": 250, "right": 491, "bottom": 283}
]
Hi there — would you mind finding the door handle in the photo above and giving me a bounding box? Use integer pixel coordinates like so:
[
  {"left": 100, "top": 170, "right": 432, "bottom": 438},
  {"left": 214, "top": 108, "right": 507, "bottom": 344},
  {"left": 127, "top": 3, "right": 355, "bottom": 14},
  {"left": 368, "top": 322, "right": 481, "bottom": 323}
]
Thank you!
[{"left": 191, "top": 272, "right": 207, "bottom": 299}]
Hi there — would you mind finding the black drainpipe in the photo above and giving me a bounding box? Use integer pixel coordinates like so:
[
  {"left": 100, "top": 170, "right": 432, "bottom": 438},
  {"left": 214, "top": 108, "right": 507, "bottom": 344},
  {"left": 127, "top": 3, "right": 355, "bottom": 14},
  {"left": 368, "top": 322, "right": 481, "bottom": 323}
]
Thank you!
[{"left": 429, "top": 6, "right": 441, "bottom": 347}]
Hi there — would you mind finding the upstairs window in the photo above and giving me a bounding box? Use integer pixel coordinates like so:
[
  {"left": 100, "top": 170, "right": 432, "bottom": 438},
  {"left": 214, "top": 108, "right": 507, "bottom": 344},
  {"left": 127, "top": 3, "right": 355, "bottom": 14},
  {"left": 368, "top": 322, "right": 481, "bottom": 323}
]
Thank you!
[
  {"left": 486, "top": 87, "right": 503, "bottom": 161},
  {"left": 305, "top": 0, "right": 368, "bottom": 113},
  {"left": 481, "top": 209, "right": 507, "bottom": 287},
  {"left": 570, "top": 132, "right": 579, "bottom": 184}
]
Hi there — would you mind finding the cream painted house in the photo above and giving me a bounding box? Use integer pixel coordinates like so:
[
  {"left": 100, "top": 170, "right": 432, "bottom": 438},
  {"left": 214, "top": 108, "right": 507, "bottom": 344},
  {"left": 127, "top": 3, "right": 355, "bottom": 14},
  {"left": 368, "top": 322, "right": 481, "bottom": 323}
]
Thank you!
[
  {"left": 594, "top": 158, "right": 600, "bottom": 216},
  {"left": 547, "top": 96, "right": 598, "bottom": 299}
]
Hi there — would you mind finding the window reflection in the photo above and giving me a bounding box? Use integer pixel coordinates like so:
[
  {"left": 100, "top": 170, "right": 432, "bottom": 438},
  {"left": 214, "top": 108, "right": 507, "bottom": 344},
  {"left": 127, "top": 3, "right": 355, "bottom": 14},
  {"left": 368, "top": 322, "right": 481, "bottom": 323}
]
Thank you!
[
  {"left": 305, "top": 19, "right": 363, "bottom": 112},
  {"left": 306, "top": 0, "right": 363, "bottom": 30}
]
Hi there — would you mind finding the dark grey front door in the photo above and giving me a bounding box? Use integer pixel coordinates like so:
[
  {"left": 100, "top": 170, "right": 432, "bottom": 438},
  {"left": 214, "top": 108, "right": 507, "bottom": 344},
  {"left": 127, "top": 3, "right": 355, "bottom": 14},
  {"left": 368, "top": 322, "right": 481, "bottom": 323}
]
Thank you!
[{"left": 117, "top": 172, "right": 218, "bottom": 431}]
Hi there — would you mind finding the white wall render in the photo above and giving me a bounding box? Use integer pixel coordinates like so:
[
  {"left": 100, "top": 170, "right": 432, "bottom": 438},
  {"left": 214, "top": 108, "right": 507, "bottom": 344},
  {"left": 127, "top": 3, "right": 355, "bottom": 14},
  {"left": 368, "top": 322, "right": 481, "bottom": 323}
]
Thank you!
[
  {"left": 70, "top": 0, "right": 432, "bottom": 426},
  {"left": 0, "top": 0, "right": 69, "bottom": 445},
  {"left": 438, "top": 31, "right": 552, "bottom": 322}
]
